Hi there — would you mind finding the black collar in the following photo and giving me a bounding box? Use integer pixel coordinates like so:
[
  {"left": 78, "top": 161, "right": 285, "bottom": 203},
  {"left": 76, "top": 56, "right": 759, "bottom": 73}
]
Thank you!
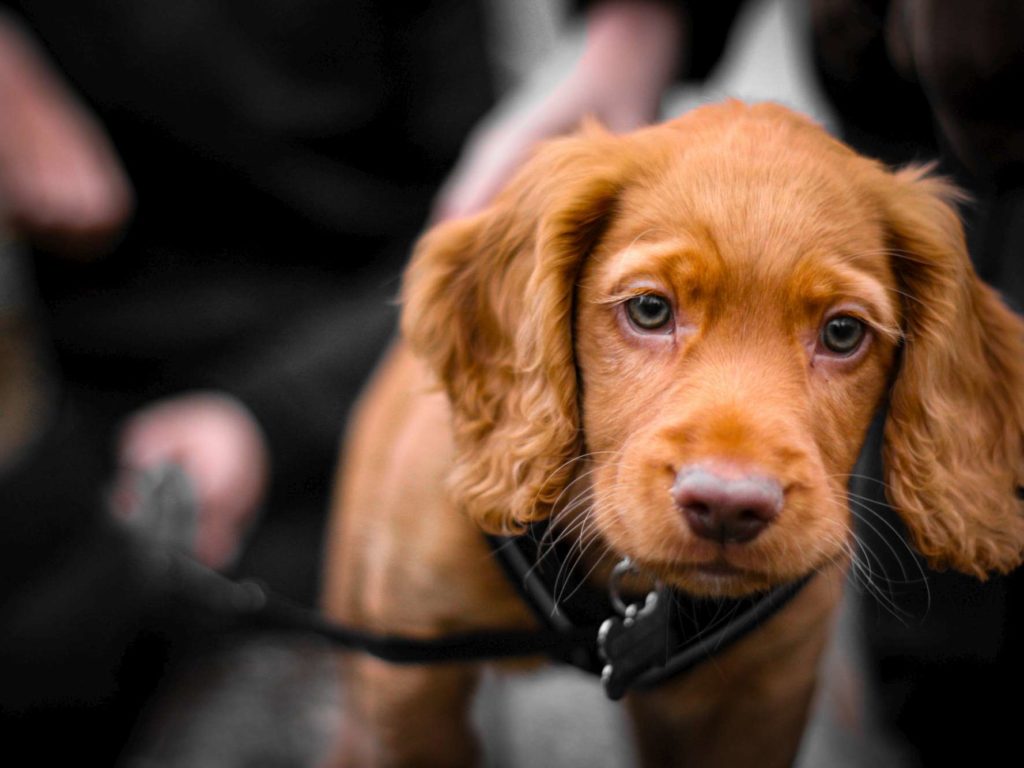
[{"left": 487, "top": 520, "right": 812, "bottom": 699}]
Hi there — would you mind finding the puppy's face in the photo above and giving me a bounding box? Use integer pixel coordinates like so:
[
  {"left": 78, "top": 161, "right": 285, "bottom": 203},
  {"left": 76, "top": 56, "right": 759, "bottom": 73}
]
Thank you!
[
  {"left": 575, "top": 131, "right": 899, "bottom": 596},
  {"left": 404, "top": 102, "right": 1024, "bottom": 597}
]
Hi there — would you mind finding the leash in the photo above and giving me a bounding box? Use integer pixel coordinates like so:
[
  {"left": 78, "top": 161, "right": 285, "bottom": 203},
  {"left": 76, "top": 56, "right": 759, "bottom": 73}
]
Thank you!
[
  {"left": 158, "top": 547, "right": 807, "bottom": 701},
  {"left": 156, "top": 549, "right": 596, "bottom": 665}
]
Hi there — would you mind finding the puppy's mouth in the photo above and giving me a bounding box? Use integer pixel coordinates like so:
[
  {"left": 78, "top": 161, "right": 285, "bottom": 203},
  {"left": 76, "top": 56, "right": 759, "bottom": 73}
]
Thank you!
[
  {"left": 692, "top": 560, "right": 753, "bottom": 578},
  {"left": 637, "top": 556, "right": 781, "bottom": 598}
]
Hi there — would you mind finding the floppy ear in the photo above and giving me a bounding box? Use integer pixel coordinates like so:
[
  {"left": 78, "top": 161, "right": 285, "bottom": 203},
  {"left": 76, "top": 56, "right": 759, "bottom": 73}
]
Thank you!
[
  {"left": 882, "top": 167, "right": 1024, "bottom": 578},
  {"left": 402, "top": 124, "right": 633, "bottom": 533}
]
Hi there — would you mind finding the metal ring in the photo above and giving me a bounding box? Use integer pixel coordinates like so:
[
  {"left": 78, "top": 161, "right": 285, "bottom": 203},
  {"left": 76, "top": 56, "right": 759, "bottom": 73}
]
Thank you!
[
  {"left": 608, "top": 556, "right": 664, "bottom": 616},
  {"left": 608, "top": 557, "right": 638, "bottom": 615}
]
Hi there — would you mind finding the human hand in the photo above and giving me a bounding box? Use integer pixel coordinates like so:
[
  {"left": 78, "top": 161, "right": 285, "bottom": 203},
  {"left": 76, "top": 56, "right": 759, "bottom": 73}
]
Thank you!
[
  {"left": 115, "top": 392, "right": 270, "bottom": 570},
  {"left": 432, "top": 0, "right": 683, "bottom": 221},
  {"left": 0, "top": 14, "right": 133, "bottom": 255}
]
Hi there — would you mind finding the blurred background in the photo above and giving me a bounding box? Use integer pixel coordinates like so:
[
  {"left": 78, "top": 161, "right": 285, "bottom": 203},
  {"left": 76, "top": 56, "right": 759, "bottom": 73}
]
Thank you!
[{"left": 1, "top": 0, "right": 1021, "bottom": 765}]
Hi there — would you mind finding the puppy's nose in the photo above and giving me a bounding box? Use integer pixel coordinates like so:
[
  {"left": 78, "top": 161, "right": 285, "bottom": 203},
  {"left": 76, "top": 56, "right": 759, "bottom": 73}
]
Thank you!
[{"left": 672, "top": 466, "right": 783, "bottom": 544}]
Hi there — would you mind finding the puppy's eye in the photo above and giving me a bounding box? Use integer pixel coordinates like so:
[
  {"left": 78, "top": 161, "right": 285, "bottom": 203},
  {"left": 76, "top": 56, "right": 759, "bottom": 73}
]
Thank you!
[
  {"left": 820, "top": 315, "right": 865, "bottom": 355},
  {"left": 626, "top": 294, "right": 673, "bottom": 331}
]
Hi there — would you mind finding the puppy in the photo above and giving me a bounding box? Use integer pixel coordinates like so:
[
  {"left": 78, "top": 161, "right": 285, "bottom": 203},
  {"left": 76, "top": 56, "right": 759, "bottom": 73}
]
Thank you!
[{"left": 322, "top": 101, "right": 1024, "bottom": 767}]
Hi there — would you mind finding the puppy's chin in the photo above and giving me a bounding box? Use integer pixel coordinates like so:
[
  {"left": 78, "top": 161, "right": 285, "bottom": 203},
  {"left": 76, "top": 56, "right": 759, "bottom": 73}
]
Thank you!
[
  {"left": 626, "top": 552, "right": 835, "bottom": 602},
  {"left": 635, "top": 557, "right": 816, "bottom": 600}
]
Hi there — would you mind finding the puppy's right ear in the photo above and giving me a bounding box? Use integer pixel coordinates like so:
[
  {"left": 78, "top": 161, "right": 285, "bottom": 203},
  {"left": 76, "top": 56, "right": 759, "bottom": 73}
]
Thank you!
[{"left": 402, "top": 125, "right": 634, "bottom": 533}]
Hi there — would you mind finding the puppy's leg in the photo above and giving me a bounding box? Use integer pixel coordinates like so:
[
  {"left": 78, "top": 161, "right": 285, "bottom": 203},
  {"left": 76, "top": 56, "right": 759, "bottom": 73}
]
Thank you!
[
  {"left": 626, "top": 668, "right": 817, "bottom": 768},
  {"left": 625, "top": 570, "right": 841, "bottom": 768},
  {"left": 329, "top": 657, "right": 481, "bottom": 768}
]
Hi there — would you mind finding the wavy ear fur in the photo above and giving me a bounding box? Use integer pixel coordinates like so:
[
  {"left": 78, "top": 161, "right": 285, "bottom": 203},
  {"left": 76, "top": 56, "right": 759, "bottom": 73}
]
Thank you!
[
  {"left": 402, "top": 125, "right": 632, "bottom": 533},
  {"left": 882, "top": 167, "right": 1024, "bottom": 577}
]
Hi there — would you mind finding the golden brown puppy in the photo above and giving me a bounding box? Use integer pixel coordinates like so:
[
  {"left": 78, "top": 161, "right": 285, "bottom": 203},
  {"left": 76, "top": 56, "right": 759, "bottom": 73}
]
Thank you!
[{"left": 322, "top": 101, "right": 1024, "bottom": 767}]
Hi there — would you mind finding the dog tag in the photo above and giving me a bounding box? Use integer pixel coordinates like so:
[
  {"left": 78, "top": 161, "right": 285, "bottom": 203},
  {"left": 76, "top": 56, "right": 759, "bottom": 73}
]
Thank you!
[{"left": 598, "top": 590, "right": 671, "bottom": 700}]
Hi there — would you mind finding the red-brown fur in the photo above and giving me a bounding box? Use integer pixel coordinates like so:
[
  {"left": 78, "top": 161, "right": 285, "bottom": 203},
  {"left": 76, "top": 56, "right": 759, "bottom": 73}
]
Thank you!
[{"left": 322, "top": 101, "right": 1024, "bottom": 767}]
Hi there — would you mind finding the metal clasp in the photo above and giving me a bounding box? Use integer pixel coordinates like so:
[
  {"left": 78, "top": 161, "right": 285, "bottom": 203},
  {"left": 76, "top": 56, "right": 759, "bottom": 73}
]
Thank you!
[{"left": 598, "top": 557, "right": 667, "bottom": 700}]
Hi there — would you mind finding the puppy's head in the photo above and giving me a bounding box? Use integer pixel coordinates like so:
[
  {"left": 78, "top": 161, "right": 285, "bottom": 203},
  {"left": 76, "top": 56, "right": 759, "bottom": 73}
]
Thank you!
[{"left": 404, "top": 101, "right": 1024, "bottom": 597}]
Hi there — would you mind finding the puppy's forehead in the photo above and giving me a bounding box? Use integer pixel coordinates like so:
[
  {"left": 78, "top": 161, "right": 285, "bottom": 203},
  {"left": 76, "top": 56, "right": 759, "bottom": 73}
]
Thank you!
[{"left": 604, "top": 108, "right": 890, "bottom": 290}]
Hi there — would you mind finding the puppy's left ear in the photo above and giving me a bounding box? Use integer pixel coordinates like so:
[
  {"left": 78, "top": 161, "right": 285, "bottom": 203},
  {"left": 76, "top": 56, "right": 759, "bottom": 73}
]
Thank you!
[{"left": 882, "top": 167, "right": 1024, "bottom": 578}]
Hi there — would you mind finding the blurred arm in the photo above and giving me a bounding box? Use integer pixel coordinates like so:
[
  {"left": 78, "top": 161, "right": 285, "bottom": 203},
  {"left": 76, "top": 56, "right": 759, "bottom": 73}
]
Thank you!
[
  {"left": 0, "top": 11, "right": 132, "bottom": 255},
  {"left": 434, "top": 0, "right": 753, "bottom": 221},
  {"left": 433, "top": 0, "right": 687, "bottom": 221}
]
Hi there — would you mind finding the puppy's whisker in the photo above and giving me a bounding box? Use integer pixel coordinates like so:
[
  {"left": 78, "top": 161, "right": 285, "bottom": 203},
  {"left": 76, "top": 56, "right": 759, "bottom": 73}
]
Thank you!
[
  {"left": 844, "top": 502, "right": 912, "bottom": 585},
  {"left": 843, "top": 535, "right": 908, "bottom": 621},
  {"left": 552, "top": 510, "right": 609, "bottom": 610},
  {"left": 529, "top": 477, "right": 619, "bottom": 595},
  {"left": 830, "top": 488, "right": 923, "bottom": 581},
  {"left": 546, "top": 503, "right": 595, "bottom": 559},
  {"left": 846, "top": 498, "right": 929, "bottom": 585},
  {"left": 536, "top": 470, "right": 601, "bottom": 553},
  {"left": 842, "top": 505, "right": 930, "bottom": 621},
  {"left": 539, "top": 483, "right": 600, "bottom": 560},
  {"left": 813, "top": 494, "right": 924, "bottom": 622},
  {"left": 535, "top": 448, "right": 626, "bottom": 557},
  {"left": 535, "top": 450, "right": 620, "bottom": 507}
]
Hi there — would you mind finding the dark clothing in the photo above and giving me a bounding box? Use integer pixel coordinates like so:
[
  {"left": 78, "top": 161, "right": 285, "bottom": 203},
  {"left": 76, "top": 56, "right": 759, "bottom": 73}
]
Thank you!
[
  {"left": 13, "top": 0, "right": 492, "bottom": 241},
  {"left": 1, "top": 0, "right": 494, "bottom": 760},
  {"left": 10, "top": 0, "right": 493, "bottom": 521},
  {"left": 5, "top": 0, "right": 494, "bottom": 597}
]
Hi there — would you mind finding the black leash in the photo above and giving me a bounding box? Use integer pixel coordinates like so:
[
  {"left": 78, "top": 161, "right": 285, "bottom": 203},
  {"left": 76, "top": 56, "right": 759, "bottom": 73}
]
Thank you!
[
  {"left": 239, "top": 579, "right": 595, "bottom": 665},
  {"left": 154, "top": 534, "right": 808, "bottom": 701},
  {"left": 147, "top": 545, "right": 593, "bottom": 665}
]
